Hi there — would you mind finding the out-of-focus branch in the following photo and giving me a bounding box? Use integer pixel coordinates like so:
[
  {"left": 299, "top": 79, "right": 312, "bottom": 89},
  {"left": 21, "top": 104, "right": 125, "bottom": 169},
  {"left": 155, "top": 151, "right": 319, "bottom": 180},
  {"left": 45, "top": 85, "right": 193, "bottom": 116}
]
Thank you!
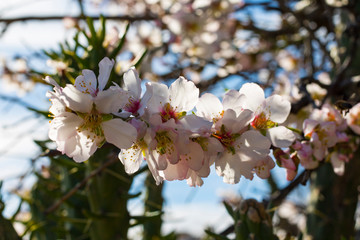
[
  {"left": 45, "top": 156, "right": 118, "bottom": 214},
  {"left": 0, "top": 14, "right": 158, "bottom": 25},
  {"left": 269, "top": 170, "right": 311, "bottom": 207},
  {"left": 0, "top": 94, "right": 39, "bottom": 110}
]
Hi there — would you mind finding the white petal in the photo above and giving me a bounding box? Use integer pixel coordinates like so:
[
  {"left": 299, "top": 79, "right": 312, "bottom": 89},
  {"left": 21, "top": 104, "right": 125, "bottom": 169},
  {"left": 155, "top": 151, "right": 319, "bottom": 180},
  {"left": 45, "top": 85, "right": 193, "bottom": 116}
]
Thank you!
[
  {"left": 98, "top": 57, "right": 114, "bottom": 91},
  {"left": 303, "top": 119, "right": 319, "bottom": 136},
  {"left": 179, "top": 114, "right": 212, "bottom": 133},
  {"left": 254, "top": 156, "right": 275, "bottom": 179},
  {"left": 146, "top": 155, "right": 164, "bottom": 185},
  {"left": 145, "top": 82, "right": 169, "bottom": 114},
  {"left": 169, "top": 76, "right": 199, "bottom": 112},
  {"left": 266, "top": 95, "right": 291, "bottom": 123},
  {"left": 49, "top": 112, "right": 82, "bottom": 141},
  {"left": 123, "top": 67, "right": 142, "bottom": 99},
  {"left": 239, "top": 83, "right": 265, "bottom": 112},
  {"left": 196, "top": 93, "right": 223, "bottom": 121},
  {"left": 330, "top": 153, "right": 345, "bottom": 176},
  {"left": 232, "top": 109, "right": 254, "bottom": 133},
  {"left": 44, "top": 76, "right": 60, "bottom": 89},
  {"left": 215, "top": 153, "right": 246, "bottom": 184},
  {"left": 94, "top": 87, "right": 129, "bottom": 114},
  {"left": 102, "top": 119, "right": 137, "bottom": 149},
  {"left": 267, "top": 126, "right": 296, "bottom": 148},
  {"left": 223, "top": 90, "right": 247, "bottom": 116},
  {"left": 60, "top": 131, "right": 97, "bottom": 163},
  {"left": 61, "top": 84, "right": 93, "bottom": 113},
  {"left": 118, "top": 145, "right": 143, "bottom": 174},
  {"left": 78, "top": 69, "right": 98, "bottom": 96},
  {"left": 150, "top": 150, "right": 168, "bottom": 170},
  {"left": 181, "top": 141, "right": 204, "bottom": 171},
  {"left": 73, "top": 131, "right": 98, "bottom": 162},
  {"left": 237, "top": 130, "right": 271, "bottom": 155}
]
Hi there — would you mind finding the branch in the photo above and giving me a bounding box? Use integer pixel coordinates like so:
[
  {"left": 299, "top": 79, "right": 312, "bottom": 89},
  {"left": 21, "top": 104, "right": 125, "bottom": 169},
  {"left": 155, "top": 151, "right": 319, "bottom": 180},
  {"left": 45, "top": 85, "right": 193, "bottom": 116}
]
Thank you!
[
  {"left": 45, "top": 157, "right": 118, "bottom": 214},
  {"left": 269, "top": 169, "right": 311, "bottom": 207},
  {"left": 0, "top": 14, "right": 158, "bottom": 25}
]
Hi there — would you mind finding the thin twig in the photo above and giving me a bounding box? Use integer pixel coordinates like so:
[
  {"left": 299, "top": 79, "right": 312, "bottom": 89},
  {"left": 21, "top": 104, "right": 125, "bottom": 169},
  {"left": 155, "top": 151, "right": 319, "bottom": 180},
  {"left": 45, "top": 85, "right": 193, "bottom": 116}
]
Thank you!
[
  {"left": 45, "top": 157, "right": 118, "bottom": 214},
  {"left": 269, "top": 170, "right": 310, "bottom": 207},
  {"left": 0, "top": 14, "right": 158, "bottom": 25}
]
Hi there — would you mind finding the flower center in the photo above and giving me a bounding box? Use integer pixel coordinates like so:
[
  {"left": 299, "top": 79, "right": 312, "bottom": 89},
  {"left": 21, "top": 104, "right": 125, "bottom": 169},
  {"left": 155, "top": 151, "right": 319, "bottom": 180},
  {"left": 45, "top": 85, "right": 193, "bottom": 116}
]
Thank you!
[
  {"left": 77, "top": 106, "right": 112, "bottom": 141},
  {"left": 125, "top": 97, "right": 141, "bottom": 114},
  {"left": 212, "top": 125, "right": 240, "bottom": 154},
  {"left": 251, "top": 112, "right": 276, "bottom": 130},
  {"left": 155, "top": 130, "right": 175, "bottom": 155},
  {"left": 160, "top": 103, "right": 186, "bottom": 123}
]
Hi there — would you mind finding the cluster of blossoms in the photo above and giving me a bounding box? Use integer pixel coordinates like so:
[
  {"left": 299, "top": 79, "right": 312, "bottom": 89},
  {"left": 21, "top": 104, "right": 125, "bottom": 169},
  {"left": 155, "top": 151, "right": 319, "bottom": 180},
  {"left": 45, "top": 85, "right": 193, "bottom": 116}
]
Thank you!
[
  {"left": 274, "top": 103, "right": 359, "bottom": 180},
  {"left": 46, "top": 57, "right": 360, "bottom": 186}
]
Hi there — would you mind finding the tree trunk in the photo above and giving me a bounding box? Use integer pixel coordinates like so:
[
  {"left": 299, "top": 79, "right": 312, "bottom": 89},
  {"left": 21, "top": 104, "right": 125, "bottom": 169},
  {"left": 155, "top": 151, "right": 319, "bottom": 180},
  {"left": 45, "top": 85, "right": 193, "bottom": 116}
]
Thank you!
[{"left": 306, "top": 148, "right": 360, "bottom": 239}]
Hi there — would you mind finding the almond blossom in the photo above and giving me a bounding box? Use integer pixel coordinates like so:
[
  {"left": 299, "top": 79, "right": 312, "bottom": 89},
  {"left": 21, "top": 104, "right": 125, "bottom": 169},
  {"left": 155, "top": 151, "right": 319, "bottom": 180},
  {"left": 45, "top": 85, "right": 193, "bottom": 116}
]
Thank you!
[
  {"left": 239, "top": 83, "right": 296, "bottom": 148},
  {"left": 347, "top": 102, "right": 360, "bottom": 135},
  {"left": 47, "top": 57, "right": 137, "bottom": 162},
  {"left": 196, "top": 91, "right": 271, "bottom": 184}
]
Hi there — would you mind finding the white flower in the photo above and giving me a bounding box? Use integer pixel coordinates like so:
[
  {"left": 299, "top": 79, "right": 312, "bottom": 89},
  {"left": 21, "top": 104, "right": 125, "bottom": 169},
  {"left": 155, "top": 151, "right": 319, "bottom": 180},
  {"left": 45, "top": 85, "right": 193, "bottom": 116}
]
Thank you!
[
  {"left": 144, "top": 76, "right": 199, "bottom": 122},
  {"left": 120, "top": 67, "right": 149, "bottom": 117},
  {"left": 239, "top": 83, "right": 296, "bottom": 148},
  {"left": 196, "top": 91, "right": 271, "bottom": 184},
  {"left": 47, "top": 57, "right": 137, "bottom": 162},
  {"left": 346, "top": 103, "right": 360, "bottom": 135}
]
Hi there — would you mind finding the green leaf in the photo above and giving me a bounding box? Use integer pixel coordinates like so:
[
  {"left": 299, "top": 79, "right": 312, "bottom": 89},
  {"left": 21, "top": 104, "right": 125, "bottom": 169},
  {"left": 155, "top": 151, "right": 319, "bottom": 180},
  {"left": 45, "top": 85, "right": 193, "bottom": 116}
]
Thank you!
[
  {"left": 134, "top": 48, "right": 149, "bottom": 69},
  {"left": 205, "top": 229, "right": 230, "bottom": 240},
  {"left": 223, "top": 201, "right": 236, "bottom": 221},
  {"left": 130, "top": 211, "right": 163, "bottom": 227}
]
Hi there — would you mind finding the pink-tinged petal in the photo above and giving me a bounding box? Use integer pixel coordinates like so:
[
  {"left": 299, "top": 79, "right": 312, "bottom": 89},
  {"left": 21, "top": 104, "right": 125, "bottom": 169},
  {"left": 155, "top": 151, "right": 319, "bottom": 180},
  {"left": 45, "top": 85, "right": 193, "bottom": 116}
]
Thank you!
[
  {"left": 181, "top": 141, "right": 204, "bottom": 171},
  {"left": 207, "top": 137, "right": 224, "bottom": 155},
  {"left": 254, "top": 156, "right": 275, "bottom": 179},
  {"left": 160, "top": 159, "right": 189, "bottom": 181},
  {"left": 94, "top": 87, "right": 129, "bottom": 114},
  {"left": 186, "top": 170, "right": 204, "bottom": 187},
  {"left": 123, "top": 67, "right": 142, "bottom": 99},
  {"left": 61, "top": 84, "right": 93, "bottom": 113},
  {"left": 286, "top": 169, "right": 297, "bottom": 181},
  {"left": 196, "top": 156, "right": 211, "bottom": 177},
  {"left": 266, "top": 94, "right": 291, "bottom": 123},
  {"left": 303, "top": 119, "right": 319, "bottom": 137},
  {"left": 169, "top": 76, "right": 199, "bottom": 112},
  {"left": 347, "top": 103, "right": 360, "bottom": 134},
  {"left": 98, "top": 57, "right": 114, "bottom": 91},
  {"left": 196, "top": 93, "right": 223, "bottom": 121},
  {"left": 330, "top": 153, "right": 346, "bottom": 176},
  {"left": 267, "top": 126, "right": 296, "bottom": 148},
  {"left": 102, "top": 118, "right": 137, "bottom": 149},
  {"left": 118, "top": 144, "right": 143, "bottom": 174},
  {"left": 223, "top": 90, "right": 247, "bottom": 116},
  {"left": 150, "top": 150, "right": 168, "bottom": 170},
  {"left": 145, "top": 82, "right": 169, "bottom": 114},
  {"left": 239, "top": 83, "right": 265, "bottom": 112}
]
